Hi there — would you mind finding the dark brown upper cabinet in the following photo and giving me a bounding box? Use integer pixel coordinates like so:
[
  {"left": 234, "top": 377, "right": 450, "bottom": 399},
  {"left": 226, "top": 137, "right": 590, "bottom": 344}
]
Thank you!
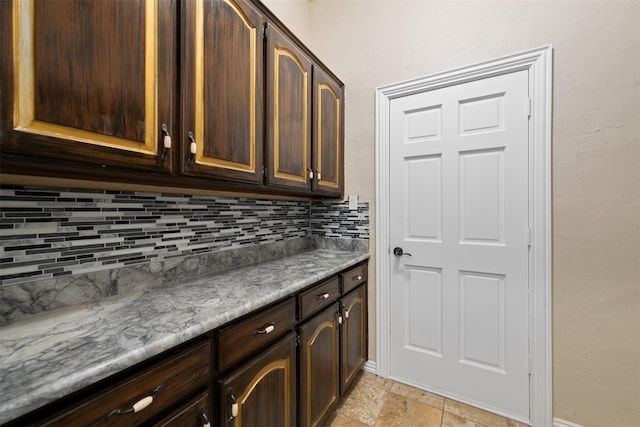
[
  {"left": 265, "top": 22, "right": 314, "bottom": 193},
  {"left": 0, "top": 0, "right": 344, "bottom": 198},
  {"left": 0, "top": 0, "right": 177, "bottom": 173},
  {"left": 265, "top": 23, "right": 344, "bottom": 197},
  {"left": 181, "top": 0, "right": 265, "bottom": 184},
  {"left": 312, "top": 65, "right": 344, "bottom": 197}
]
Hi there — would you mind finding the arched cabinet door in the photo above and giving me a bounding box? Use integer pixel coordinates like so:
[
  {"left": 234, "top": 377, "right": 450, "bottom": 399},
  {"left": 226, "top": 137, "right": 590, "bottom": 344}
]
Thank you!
[
  {"left": 0, "top": 0, "right": 176, "bottom": 173},
  {"left": 218, "top": 333, "right": 297, "bottom": 427},
  {"left": 181, "top": 0, "right": 265, "bottom": 184},
  {"left": 312, "top": 66, "right": 344, "bottom": 197},
  {"left": 298, "top": 303, "right": 341, "bottom": 427},
  {"left": 265, "top": 22, "right": 313, "bottom": 193},
  {"left": 340, "top": 284, "right": 368, "bottom": 394}
]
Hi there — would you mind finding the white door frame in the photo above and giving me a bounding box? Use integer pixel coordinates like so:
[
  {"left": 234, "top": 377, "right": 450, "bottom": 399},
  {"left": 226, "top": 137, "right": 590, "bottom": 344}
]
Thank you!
[{"left": 375, "top": 46, "right": 552, "bottom": 426}]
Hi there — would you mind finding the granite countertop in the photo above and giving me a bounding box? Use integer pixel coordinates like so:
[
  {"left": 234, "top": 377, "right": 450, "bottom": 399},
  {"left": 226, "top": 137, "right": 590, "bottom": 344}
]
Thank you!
[{"left": 0, "top": 248, "right": 369, "bottom": 424}]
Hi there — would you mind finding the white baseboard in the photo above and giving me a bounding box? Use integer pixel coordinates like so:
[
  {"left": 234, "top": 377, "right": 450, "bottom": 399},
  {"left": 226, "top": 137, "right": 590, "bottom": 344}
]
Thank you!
[
  {"left": 363, "top": 360, "right": 377, "bottom": 375},
  {"left": 553, "top": 418, "right": 585, "bottom": 427}
]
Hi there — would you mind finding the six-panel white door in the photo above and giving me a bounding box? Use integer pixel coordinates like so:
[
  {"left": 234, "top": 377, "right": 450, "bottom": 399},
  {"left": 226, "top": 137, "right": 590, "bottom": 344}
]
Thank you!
[{"left": 389, "top": 70, "right": 530, "bottom": 421}]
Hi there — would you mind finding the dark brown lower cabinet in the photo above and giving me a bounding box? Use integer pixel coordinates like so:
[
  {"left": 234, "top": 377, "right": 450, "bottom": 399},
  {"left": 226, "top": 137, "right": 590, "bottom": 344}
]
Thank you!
[
  {"left": 340, "top": 284, "right": 368, "bottom": 394},
  {"left": 219, "top": 333, "right": 297, "bottom": 427},
  {"left": 298, "top": 303, "right": 340, "bottom": 427}
]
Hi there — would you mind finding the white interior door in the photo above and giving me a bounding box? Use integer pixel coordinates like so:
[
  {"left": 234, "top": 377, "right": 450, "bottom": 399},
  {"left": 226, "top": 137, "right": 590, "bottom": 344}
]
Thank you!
[{"left": 389, "top": 70, "right": 530, "bottom": 420}]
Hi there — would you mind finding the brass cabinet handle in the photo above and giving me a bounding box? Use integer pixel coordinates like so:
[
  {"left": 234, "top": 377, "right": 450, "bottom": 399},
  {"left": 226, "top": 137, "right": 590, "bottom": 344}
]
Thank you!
[{"left": 107, "top": 384, "right": 164, "bottom": 418}]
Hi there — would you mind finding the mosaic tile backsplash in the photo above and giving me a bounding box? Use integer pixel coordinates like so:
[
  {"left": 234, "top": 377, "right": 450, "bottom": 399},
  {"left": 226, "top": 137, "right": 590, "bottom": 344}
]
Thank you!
[
  {"left": 311, "top": 201, "right": 369, "bottom": 240},
  {"left": 0, "top": 187, "right": 369, "bottom": 322},
  {"left": 0, "top": 188, "right": 310, "bottom": 284}
]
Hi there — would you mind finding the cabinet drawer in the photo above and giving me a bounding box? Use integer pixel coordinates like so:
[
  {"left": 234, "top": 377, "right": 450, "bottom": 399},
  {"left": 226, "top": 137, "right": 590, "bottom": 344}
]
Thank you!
[
  {"left": 340, "top": 263, "right": 367, "bottom": 294},
  {"left": 43, "top": 340, "right": 210, "bottom": 426},
  {"left": 216, "top": 298, "right": 296, "bottom": 371},
  {"left": 298, "top": 276, "right": 340, "bottom": 320}
]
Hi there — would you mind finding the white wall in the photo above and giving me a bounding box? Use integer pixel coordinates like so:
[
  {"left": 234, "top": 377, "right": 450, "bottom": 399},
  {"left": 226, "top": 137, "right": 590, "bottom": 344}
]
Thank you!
[{"left": 264, "top": 1, "right": 640, "bottom": 426}]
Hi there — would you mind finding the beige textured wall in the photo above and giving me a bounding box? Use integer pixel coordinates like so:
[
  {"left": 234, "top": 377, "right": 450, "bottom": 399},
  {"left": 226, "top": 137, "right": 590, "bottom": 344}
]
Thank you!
[
  {"left": 261, "top": 0, "right": 312, "bottom": 45},
  {"left": 264, "top": 1, "right": 640, "bottom": 425}
]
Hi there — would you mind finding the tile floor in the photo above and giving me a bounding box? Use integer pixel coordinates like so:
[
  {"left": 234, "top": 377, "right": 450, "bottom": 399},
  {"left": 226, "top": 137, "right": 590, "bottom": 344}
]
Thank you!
[{"left": 323, "top": 371, "right": 530, "bottom": 427}]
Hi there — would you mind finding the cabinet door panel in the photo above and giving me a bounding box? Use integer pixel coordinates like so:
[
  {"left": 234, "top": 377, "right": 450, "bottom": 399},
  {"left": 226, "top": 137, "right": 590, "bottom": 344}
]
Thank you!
[
  {"left": 312, "top": 66, "right": 344, "bottom": 196},
  {"left": 219, "top": 333, "right": 296, "bottom": 427},
  {"left": 299, "top": 303, "right": 340, "bottom": 427},
  {"left": 341, "top": 284, "right": 368, "bottom": 394},
  {"left": 182, "top": 0, "right": 264, "bottom": 183},
  {"left": 265, "top": 23, "right": 313, "bottom": 192},
  {"left": 34, "top": 1, "right": 145, "bottom": 142},
  {"left": 153, "top": 390, "right": 212, "bottom": 427},
  {"left": 1, "top": 0, "right": 175, "bottom": 172}
]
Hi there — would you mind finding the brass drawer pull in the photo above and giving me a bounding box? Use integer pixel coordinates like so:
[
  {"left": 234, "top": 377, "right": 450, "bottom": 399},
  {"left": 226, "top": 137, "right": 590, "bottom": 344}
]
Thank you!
[
  {"left": 316, "top": 293, "right": 330, "bottom": 300},
  {"left": 107, "top": 384, "right": 164, "bottom": 418},
  {"left": 352, "top": 275, "right": 363, "bottom": 281},
  {"left": 253, "top": 322, "right": 276, "bottom": 335}
]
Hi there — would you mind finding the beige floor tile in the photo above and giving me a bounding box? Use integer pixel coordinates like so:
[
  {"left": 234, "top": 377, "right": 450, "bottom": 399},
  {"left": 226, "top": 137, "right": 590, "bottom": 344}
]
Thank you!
[
  {"left": 337, "top": 372, "right": 391, "bottom": 425},
  {"left": 324, "top": 412, "right": 371, "bottom": 427},
  {"left": 506, "top": 419, "right": 531, "bottom": 427},
  {"left": 374, "top": 392, "right": 443, "bottom": 427},
  {"left": 389, "top": 382, "right": 445, "bottom": 410},
  {"left": 441, "top": 411, "right": 483, "bottom": 427},
  {"left": 443, "top": 399, "right": 507, "bottom": 427},
  {"left": 358, "top": 371, "right": 393, "bottom": 390}
]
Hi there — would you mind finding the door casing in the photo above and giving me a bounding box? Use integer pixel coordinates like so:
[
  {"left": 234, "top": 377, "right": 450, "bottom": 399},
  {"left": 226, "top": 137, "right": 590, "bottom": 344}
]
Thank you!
[{"left": 374, "top": 46, "right": 552, "bottom": 427}]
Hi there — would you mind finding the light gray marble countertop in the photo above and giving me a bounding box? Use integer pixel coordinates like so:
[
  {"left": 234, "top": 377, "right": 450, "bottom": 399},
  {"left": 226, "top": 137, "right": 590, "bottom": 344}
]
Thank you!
[{"left": 0, "top": 249, "right": 369, "bottom": 424}]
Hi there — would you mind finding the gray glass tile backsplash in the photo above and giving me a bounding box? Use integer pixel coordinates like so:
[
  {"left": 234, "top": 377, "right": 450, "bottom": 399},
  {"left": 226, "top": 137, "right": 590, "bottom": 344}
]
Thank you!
[{"left": 0, "top": 187, "right": 369, "bottom": 287}]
